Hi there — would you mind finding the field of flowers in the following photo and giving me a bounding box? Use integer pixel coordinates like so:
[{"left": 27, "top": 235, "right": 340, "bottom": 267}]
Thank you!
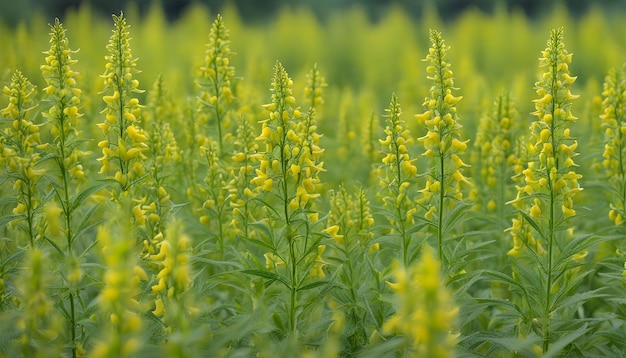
[{"left": 1, "top": 2, "right": 626, "bottom": 357}]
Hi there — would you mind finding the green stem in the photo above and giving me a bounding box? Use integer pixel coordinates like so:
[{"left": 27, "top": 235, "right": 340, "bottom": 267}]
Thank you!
[
  {"left": 289, "top": 238, "right": 297, "bottom": 333},
  {"left": 27, "top": 184, "right": 35, "bottom": 247},
  {"left": 276, "top": 78, "right": 296, "bottom": 333},
  {"left": 393, "top": 137, "right": 409, "bottom": 267},
  {"left": 69, "top": 292, "right": 77, "bottom": 358},
  {"left": 217, "top": 207, "right": 224, "bottom": 256},
  {"left": 114, "top": 32, "right": 128, "bottom": 185},
  {"left": 435, "top": 34, "right": 447, "bottom": 269},
  {"left": 284, "top": 171, "right": 297, "bottom": 334},
  {"left": 438, "top": 150, "right": 445, "bottom": 267},
  {"left": 543, "top": 53, "right": 559, "bottom": 352},
  {"left": 60, "top": 115, "right": 78, "bottom": 358},
  {"left": 617, "top": 83, "right": 626, "bottom": 211},
  {"left": 543, "top": 185, "right": 555, "bottom": 353},
  {"left": 211, "top": 30, "right": 224, "bottom": 157}
]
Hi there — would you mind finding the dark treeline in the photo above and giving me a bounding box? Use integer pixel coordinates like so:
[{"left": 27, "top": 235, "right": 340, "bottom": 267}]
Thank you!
[{"left": 1, "top": 0, "right": 625, "bottom": 27}]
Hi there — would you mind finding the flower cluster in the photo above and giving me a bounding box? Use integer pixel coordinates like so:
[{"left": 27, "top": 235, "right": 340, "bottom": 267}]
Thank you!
[
  {"left": 150, "top": 223, "right": 193, "bottom": 328},
  {"left": 287, "top": 107, "right": 325, "bottom": 211},
  {"left": 328, "top": 185, "right": 375, "bottom": 248},
  {"left": 145, "top": 76, "right": 181, "bottom": 172},
  {"left": 600, "top": 64, "right": 626, "bottom": 225},
  {"left": 377, "top": 94, "right": 419, "bottom": 265},
  {"left": 180, "top": 99, "right": 203, "bottom": 199},
  {"left": 380, "top": 94, "right": 417, "bottom": 184},
  {"left": 250, "top": 62, "right": 328, "bottom": 334},
  {"left": 97, "top": 13, "right": 148, "bottom": 193},
  {"left": 41, "top": 18, "right": 86, "bottom": 184},
  {"left": 508, "top": 27, "right": 582, "bottom": 248},
  {"left": 198, "top": 140, "right": 230, "bottom": 251},
  {"left": 40, "top": 20, "right": 90, "bottom": 356},
  {"left": 329, "top": 190, "right": 375, "bottom": 272},
  {"left": 416, "top": 29, "right": 469, "bottom": 211},
  {"left": 415, "top": 29, "right": 470, "bottom": 267},
  {"left": 1, "top": 70, "right": 45, "bottom": 245},
  {"left": 226, "top": 115, "right": 260, "bottom": 238},
  {"left": 198, "top": 13, "right": 236, "bottom": 155},
  {"left": 383, "top": 245, "right": 458, "bottom": 357},
  {"left": 92, "top": 225, "right": 146, "bottom": 357},
  {"left": 505, "top": 29, "right": 588, "bottom": 355},
  {"left": 252, "top": 61, "right": 324, "bottom": 210},
  {"left": 507, "top": 215, "right": 545, "bottom": 257},
  {"left": 253, "top": 60, "right": 323, "bottom": 221},
  {"left": 252, "top": 62, "right": 295, "bottom": 195},
  {"left": 304, "top": 63, "right": 327, "bottom": 111},
  {"left": 15, "top": 248, "right": 64, "bottom": 356},
  {"left": 472, "top": 93, "right": 517, "bottom": 212},
  {"left": 140, "top": 76, "right": 180, "bottom": 255}
]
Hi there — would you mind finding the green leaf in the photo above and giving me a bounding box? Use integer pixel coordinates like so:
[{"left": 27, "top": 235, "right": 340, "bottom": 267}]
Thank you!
[
  {"left": 70, "top": 181, "right": 111, "bottom": 212},
  {"left": 442, "top": 200, "right": 471, "bottom": 233},
  {"left": 552, "top": 288, "right": 609, "bottom": 313},
  {"left": 0, "top": 214, "right": 22, "bottom": 227},
  {"left": 543, "top": 324, "right": 589, "bottom": 358},
  {"left": 0, "top": 194, "right": 17, "bottom": 206},
  {"left": 297, "top": 279, "right": 330, "bottom": 292},
  {"left": 480, "top": 269, "right": 525, "bottom": 291},
  {"left": 456, "top": 299, "right": 499, "bottom": 329},
  {"left": 450, "top": 270, "right": 484, "bottom": 297},
  {"left": 241, "top": 236, "right": 275, "bottom": 251},
  {"left": 555, "top": 234, "right": 619, "bottom": 275},
  {"left": 241, "top": 269, "right": 290, "bottom": 288},
  {"left": 359, "top": 337, "right": 406, "bottom": 358},
  {"left": 251, "top": 197, "right": 281, "bottom": 217},
  {"left": 0, "top": 249, "right": 25, "bottom": 270},
  {"left": 509, "top": 260, "right": 543, "bottom": 308},
  {"left": 248, "top": 221, "right": 275, "bottom": 241},
  {"left": 272, "top": 311, "right": 287, "bottom": 333},
  {"left": 403, "top": 222, "right": 430, "bottom": 237},
  {"left": 79, "top": 238, "right": 100, "bottom": 259},
  {"left": 36, "top": 152, "right": 57, "bottom": 165},
  {"left": 297, "top": 235, "right": 325, "bottom": 266},
  {"left": 192, "top": 256, "right": 244, "bottom": 270},
  {"left": 75, "top": 212, "right": 106, "bottom": 240},
  {"left": 519, "top": 211, "right": 546, "bottom": 240},
  {"left": 43, "top": 235, "right": 64, "bottom": 256},
  {"left": 488, "top": 335, "right": 542, "bottom": 357}
]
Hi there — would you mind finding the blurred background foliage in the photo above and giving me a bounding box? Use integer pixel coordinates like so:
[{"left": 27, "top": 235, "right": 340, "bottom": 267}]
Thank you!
[
  {"left": 0, "top": 0, "right": 625, "bottom": 185},
  {"left": 2, "top": 0, "right": 626, "bottom": 26}
]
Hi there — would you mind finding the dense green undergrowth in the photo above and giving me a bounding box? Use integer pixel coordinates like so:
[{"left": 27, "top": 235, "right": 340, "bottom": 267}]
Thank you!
[{"left": 1, "top": 3, "right": 626, "bottom": 357}]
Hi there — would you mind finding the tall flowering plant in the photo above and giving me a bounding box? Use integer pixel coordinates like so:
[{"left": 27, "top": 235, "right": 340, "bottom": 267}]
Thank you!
[
  {"left": 246, "top": 62, "right": 328, "bottom": 340},
  {"left": 505, "top": 27, "right": 592, "bottom": 354},
  {"left": 97, "top": 12, "right": 148, "bottom": 196},
  {"left": 415, "top": 29, "right": 471, "bottom": 271}
]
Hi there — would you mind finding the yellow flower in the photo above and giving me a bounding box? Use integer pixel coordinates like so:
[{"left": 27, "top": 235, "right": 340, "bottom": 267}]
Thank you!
[
  {"left": 262, "top": 178, "right": 273, "bottom": 191},
  {"left": 323, "top": 225, "right": 344, "bottom": 244},
  {"left": 309, "top": 245, "right": 327, "bottom": 278},
  {"left": 451, "top": 138, "right": 468, "bottom": 152},
  {"left": 232, "top": 152, "right": 246, "bottom": 162},
  {"left": 529, "top": 199, "right": 542, "bottom": 218},
  {"left": 369, "top": 243, "right": 380, "bottom": 254}
]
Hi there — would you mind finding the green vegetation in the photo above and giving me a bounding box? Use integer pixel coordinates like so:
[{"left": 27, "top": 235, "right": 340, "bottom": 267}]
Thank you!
[{"left": 1, "top": 4, "right": 626, "bottom": 357}]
